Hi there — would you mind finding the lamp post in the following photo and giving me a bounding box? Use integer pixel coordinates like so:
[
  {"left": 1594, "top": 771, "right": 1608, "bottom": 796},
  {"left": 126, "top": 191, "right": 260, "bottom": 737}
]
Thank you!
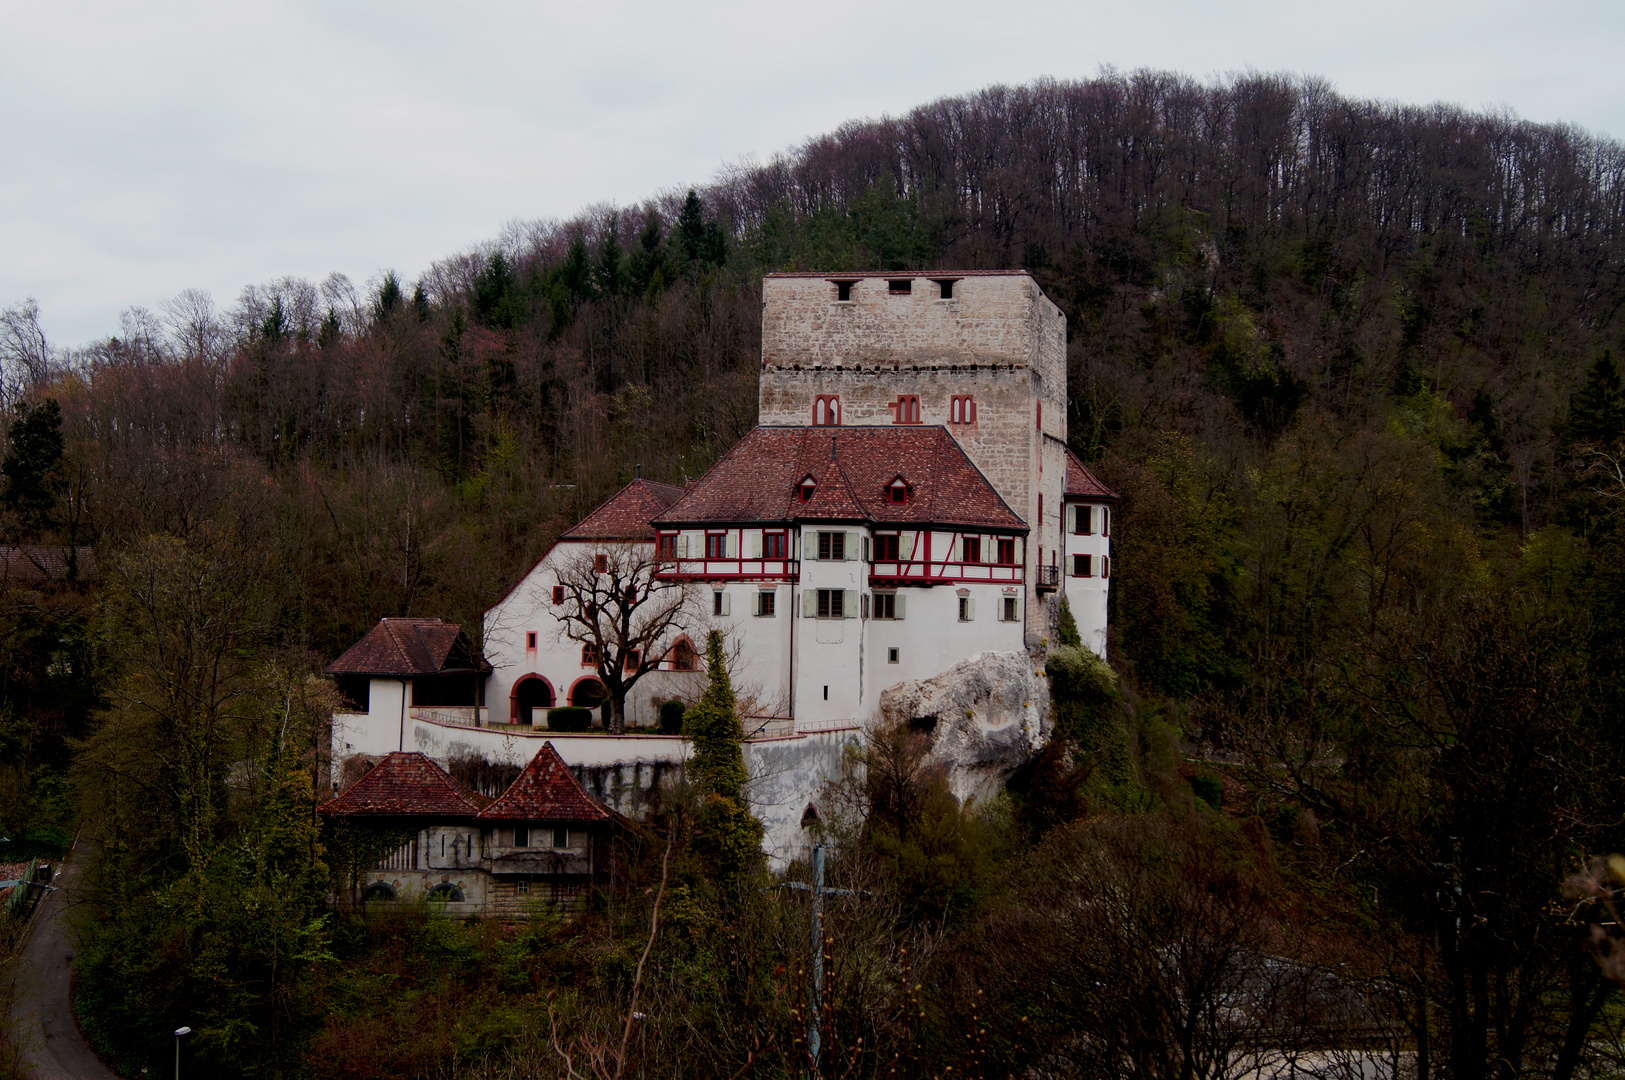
[{"left": 173, "top": 1026, "right": 191, "bottom": 1080}]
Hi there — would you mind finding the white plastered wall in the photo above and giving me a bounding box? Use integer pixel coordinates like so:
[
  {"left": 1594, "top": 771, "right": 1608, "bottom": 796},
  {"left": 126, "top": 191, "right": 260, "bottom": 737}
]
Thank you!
[{"left": 1062, "top": 501, "right": 1111, "bottom": 657}]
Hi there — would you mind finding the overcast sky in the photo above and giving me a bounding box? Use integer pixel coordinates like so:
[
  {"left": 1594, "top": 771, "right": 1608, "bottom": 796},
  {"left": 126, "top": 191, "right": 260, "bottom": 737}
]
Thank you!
[{"left": 3, "top": 0, "right": 1621, "bottom": 346}]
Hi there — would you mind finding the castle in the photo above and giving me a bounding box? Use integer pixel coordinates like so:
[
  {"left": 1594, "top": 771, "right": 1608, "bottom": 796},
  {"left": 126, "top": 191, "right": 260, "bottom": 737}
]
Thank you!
[{"left": 324, "top": 270, "right": 1116, "bottom": 899}]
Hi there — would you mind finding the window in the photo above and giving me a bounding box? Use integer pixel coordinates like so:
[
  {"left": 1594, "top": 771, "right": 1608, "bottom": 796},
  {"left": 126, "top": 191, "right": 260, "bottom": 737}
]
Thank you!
[
  {"left": 833, "top": 280, "right": 856, "bottom": 301},
  {"left": 816, "top": 589, "right": 844, "bottom": 618},
  {"left": 594, "top": 554, "right": 608, "bottom": 573},
  {"left": 950, "top": 395, "right": 976, "bottom": 424},
  {"left": 706, "top": 532, "right": 727, "bottom": 558},
  {"left": 1037, "top": 401, "right": 1042, "bottom": 431},
  {"left": 526, "top": 632, "right": 537, "bottom": 650},
  {"left": 1075, "top": 506, "right": 1092, "bottom": 535},
  {"left": 872, "top": 592, "right": 897, "bottom": 620},
  {"left": 516, "top": 879, "right": 530, "bottom": 895},
  {"left": 625, "top": 649, "right": 641, "bottom": 671},
  {"left": 582, "top": 643, "right": 599, "bottom": 666},
  {"left": 813, "top": 395, "right": 841, "bottom": 426},
  {"left": 1101, "top": 556, "right": 1110, "bottom": 578},
  {"left": 1073, "top": 554, "right": 1093, "bottom": 577},
  {"left": 671, "top": 640, "right": 696, "bottom": 670},
  {"left": 712, "top": 590, "right": 729, "bottom": 616},
  {"left": 764, "top": 531, "right": 788, "bottom": 558},
  {"left": 893, "top": 395, "right": 920, "bottom": 424},
  {"left": 1002, "top": 596, "right": 1019, "bottom": 622},
  {"left": 958, "top": 596, "right": 974, "bottom": 622},
  {"left": 888, "top": 647, "right": 900, "bottom": 664},
  {"left": 961, "top": 537, "right": 981, "bottom": 564},
  {"left": 888, "top": 479, "right": 908, "bottom": 504},
  {"left": 757, "top": 590, "right": 776, "bottom": 617},
  {"left": 997, "top": 538, "right": 1015, "bottom": 565},
  {"left": 874, "top": 534, "right": 900, "bottom": 561},
  {"left": 799, "top": 478, "right": 817, "bottom": 502},
  {"left": 624, "top": 585, "right": 636, "bottom": 604},
  {"left": 514, "top": 827, "right": 530, "bottom": 847},
  {"left": 888, "top": 279, "right": 912, "bottom": 294},
  {"left": 552, "top": 585, "right": 565, "bottom": 605},
  {"left": 817, "top": 531, "right": 845, "bottom": 561},
  {"left": 657, "top": 532, "right": 677, "bottom": 558},
  {"left": 1102, "top": 507, "right": 1111, "bottom": 536},
  {"left": 933, "top": 278, "right": 957, "bottom": 299},
  {"left": 553, "top": 827, "right": 570, "bottom": 849}
]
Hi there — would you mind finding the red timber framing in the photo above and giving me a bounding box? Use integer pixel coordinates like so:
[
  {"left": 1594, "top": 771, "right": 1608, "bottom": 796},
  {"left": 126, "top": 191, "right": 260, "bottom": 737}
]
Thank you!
[
  {"left": 656, "top": 526, "right": 800, "bottom": 582},
  {"left": 867, "top": 529, "right": 1024, "bottom": 587}
]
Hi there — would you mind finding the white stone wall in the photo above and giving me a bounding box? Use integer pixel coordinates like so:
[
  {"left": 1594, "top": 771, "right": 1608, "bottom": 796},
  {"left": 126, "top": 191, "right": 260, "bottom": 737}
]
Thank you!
[{"left": 1062, "top": 501, "right": 1112, "bottom": 657}]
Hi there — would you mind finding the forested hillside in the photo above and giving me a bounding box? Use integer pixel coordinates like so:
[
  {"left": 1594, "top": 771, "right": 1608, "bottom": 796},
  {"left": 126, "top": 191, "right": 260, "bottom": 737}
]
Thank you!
[{"left": 5, "top": 69, "right": 1625, "bottom": 1079}]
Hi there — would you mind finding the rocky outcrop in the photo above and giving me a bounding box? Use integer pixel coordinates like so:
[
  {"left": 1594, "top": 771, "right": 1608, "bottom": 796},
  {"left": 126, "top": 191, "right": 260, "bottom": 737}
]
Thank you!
[{"left": 876, "top": 650, "right": 1050, "bottom": 802}]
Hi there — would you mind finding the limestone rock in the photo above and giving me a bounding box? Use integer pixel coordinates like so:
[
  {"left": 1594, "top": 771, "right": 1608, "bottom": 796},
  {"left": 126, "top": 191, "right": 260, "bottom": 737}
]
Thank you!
[{"left": 876, "top": 650, "right": 1050, "bottom": 803}]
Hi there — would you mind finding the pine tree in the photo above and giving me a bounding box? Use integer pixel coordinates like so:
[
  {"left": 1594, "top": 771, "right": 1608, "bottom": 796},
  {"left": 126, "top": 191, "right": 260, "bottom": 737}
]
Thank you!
[
  {"left": 1, "top": 397, "right": 64, "bottom": 533},
  {"left": 1567, "top": 351, "right": 1625, "bottom": 447},
  {"left": 686, "top": 631, "right": 761, "bottom": 888},
  {"left": 1056, "top": 597, "right": 1083, "bottom": 648},
  {"left": 597, "top": 212, "right": 627, "bottom": 299}
]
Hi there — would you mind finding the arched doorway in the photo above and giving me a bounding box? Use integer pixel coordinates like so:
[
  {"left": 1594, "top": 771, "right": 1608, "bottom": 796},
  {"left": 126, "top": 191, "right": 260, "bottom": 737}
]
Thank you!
[
  {"left": 569, "top": 676, "right": 607, "bottom": 710},
  {"left": 511, "top": 675, "right": 555, "bottom": 725}
]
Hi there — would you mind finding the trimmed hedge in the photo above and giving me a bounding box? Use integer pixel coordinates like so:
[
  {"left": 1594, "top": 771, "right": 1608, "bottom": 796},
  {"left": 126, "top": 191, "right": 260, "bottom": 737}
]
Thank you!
[
  {"left": 546, "top": 706, "right": 593, "bottom": 732},
  {"left": 659, "top": 699, "right": 686, "bottom": 735}
]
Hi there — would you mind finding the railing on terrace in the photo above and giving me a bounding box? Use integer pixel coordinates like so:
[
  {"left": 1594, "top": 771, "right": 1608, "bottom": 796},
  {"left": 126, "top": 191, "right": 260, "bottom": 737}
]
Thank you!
[
  {"left": 409, "top": 707, "right": 490, "bottom": 728},
  {"left": 1035, "top": 564, "right": 1061, "bottom": 590}
]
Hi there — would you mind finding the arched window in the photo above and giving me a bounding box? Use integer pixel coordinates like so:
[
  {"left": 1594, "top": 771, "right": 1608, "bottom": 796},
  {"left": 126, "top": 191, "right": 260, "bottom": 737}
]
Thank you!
[
  {"left": 951, "top": 395, "right": 976, "bottom": 424},
  {"left": 670, "top": 639, "right": 697, "bottom": 671},
  {"left": 363, "top": 880, "right": 398, "bottom": 903},
  {"left": 813, "top": 395, "right": 841, "bottom": 426},
  {"left": 427, "top": 882, "right": 465, "bottom": 903},
  {"left": 511, "top": 675, "right": 555, "bottom": 725},
  {"left": 569, "top": 677, "right": 607, "bottom": 708}
]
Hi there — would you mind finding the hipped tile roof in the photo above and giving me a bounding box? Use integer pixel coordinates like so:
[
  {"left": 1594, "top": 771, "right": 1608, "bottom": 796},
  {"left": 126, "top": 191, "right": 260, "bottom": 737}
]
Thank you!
[
  {"left": 0, "top": 546, "right": 96, "bottom": 583},
  {"left": 477, "top": 743, "right": 610, "bottom": 823},
  {"left": 326, "top": 617, "right": 489, "bottom": 677},
  {"left": 653, "top": 427, "right": 1026, "bottom": 531},
  {"left": 561, "top": 479, "right": 686, "bottom": 541},
  {"left": 1064, "top": 449, "right": 1120, "bottom": 502},
  {"left": 317, "top": 752, "right": 485, "bottom": 818}
]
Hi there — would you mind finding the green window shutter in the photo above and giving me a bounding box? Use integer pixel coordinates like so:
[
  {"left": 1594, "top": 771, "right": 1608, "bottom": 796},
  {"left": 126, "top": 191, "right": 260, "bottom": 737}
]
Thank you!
[
  {"left": 677, "top": 534, "right": 689, "bottom": 557},
  {"left": 952, "top": 536, "right": 962, "bottom": 562},
  {"left": 846, "top": 533, "right": 859, "bottom": 560},
  {"left": 965, "top": 598, "right": 976, "bottom": 621},
  {"left": 895, "top": 594, "right": 906, "bottom": 620},
  {"left": 720, "top": 592, "right": 730, "bottom": 616},
  {"left": 803, "top": 589, "right": 816, "bottom": 617},
  {"left": 803, "top": 533, "right": 814, "bottom": 560},
  {"left": 749, "top": 531, "right": 762, "bottom": 558},
  {"left": 844, "top": 590, "right": 857, "bottom": 618},
  {"left": 862, "top": 535, "right": 871, "bottom": 562}
]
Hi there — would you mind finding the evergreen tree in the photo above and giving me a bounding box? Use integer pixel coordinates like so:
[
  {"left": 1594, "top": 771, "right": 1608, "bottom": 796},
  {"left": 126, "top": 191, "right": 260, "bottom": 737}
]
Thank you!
[
  {"left": 1567, "top": 350, "right": 1625, "bottom": 446},
  {"left": 686, "top": 631, "right": 762, "bottom": 889},
  {"left": 373, "top": 271, "right": 404, "bottom": 323},
  {"left": 473, "top": 252, "right": 518, "bottom": 329},
  {"left": 629, "top": 209, "right": 668, "bottom": 296},
  {"left": 677, "top": 190, "right": 708, "bottom": 266},
  {"left": 1, "top": 397, "right": 65, "bottom": 532},
  {"left": 596, "top": 212, "right": 627, "bottom": 299},
  {"left": 1055, "top": 597, "right": 1083, "bottom": 648}
]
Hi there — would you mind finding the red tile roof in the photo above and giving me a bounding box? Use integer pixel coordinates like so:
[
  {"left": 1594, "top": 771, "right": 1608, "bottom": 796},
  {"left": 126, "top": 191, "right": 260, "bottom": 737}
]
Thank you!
[
  {"left": 1064, "top": 449, "right": 1119, "bottom": 502},
  {"left": 561, "top": 479, "right": 686, "bottom": 541},
  {"left": 477, "top": 743, "right": 610, "bottom": 822},
  {"left": 0, "top": 546, "right": 96, "bottom": 583},
  {"left": 764, "top": 270, "right": 1034, "bottom": 279},
  {"left": 652, "top": 427, "right": 1026, "bottom": 531},
  {"left": 317, "top": 751, "right": 485, "bottom": 818},
  {"left": 326, "top": 618, "right": 488, "bottom": 677}
]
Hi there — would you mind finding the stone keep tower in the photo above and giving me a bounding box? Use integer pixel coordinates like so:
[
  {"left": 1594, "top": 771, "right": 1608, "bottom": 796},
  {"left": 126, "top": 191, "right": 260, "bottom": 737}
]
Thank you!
[{"left": 759, "top": 270, "right": 1070, "bottom": 630}]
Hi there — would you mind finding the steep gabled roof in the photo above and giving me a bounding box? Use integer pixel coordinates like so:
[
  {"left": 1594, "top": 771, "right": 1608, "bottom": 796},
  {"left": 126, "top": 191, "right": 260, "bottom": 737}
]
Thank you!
[
  {"left": 477, "top": 743, "right": 610, "bottom": 823},
  {"left": 317, "top": 751, "right": 484, "bottom": 818},
  {"left": 0, "top": 546, "right": 96, "bottom": 583},
  {"left": 561, "top": 479, "right": 687, "bottom": 541},
  {"left": 652, "top": 427, "right": 1026, "bottom": 531},
  {"left": 326, "top": 617, "right": 488, "bottom": 677},
  {"left": 1064, "top": 448, "right": 1120, "bottom": 502}
]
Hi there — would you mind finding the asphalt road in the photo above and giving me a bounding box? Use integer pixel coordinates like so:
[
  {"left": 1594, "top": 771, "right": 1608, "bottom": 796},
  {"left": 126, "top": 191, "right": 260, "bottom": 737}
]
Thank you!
[{"left": 10, "top": 850, "right": 121, "bottom": 1079}]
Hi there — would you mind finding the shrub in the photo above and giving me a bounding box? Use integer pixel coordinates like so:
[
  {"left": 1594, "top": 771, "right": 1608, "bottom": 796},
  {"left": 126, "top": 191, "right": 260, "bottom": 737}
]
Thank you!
[
  {"left": 1190, "top": 773, "right": 1222, "bottom": 809},
  {"left": 546, "top": 707, "right": 592, "bottom": 732},
  {"left": 659, "top": 699, "right": 686, "bottom": 735}
]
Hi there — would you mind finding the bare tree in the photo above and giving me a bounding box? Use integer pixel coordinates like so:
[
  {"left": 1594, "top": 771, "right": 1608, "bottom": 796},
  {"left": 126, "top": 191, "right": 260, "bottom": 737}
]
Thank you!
[
  {"left": 0, "top": 297, "right": 53, "bottom": 402},
  {"left": 553, "top": 543, "right": 700, "bottom": 733}
]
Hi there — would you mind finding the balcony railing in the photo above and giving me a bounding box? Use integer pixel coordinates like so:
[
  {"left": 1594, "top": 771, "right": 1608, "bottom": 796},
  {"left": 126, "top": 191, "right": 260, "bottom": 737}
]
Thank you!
[{"left": 1035, "top": 564, "right": 1061, "bottom": 590}]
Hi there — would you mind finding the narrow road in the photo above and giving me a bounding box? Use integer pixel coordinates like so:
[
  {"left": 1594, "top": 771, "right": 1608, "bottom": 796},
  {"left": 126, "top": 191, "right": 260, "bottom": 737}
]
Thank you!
[{"left": 10, "top": 849, "right": 121, "bottom": 1079}]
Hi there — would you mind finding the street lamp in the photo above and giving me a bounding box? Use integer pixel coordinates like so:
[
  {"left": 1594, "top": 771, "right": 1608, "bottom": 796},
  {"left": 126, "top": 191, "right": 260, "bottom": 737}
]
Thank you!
[{"left": 173, "top": 1026, "right": 191, "bottom": 1080}]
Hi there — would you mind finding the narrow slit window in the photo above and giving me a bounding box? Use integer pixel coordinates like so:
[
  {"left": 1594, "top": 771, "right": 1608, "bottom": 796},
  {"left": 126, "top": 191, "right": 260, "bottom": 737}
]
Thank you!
[
  {"left": 526, "top": 632, "right": 537, "bottom": 650},
  {"left": 950, "top": 395, "right": 976, "bottom": 424},
  {"left": 893, "top": 395, "right": 920, "bottom": 424},
  {"left": 552, "top": 585, "right": 565, "bottom": 605}
]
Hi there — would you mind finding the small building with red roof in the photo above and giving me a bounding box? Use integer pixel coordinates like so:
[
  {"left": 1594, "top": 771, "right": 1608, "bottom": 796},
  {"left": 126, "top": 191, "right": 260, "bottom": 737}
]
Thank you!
[
  {"left": 318, "top": 745, "right": 619, "bottom": 915},
  {"left": 1061, "top": 449, "right": 1119, "bottom": 655}
]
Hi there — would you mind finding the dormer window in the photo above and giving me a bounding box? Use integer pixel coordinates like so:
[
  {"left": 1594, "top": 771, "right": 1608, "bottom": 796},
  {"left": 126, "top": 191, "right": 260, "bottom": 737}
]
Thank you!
[
  {"left": 813, "top": 395, "right": 841, "bottom": 426},
  {"left": 888, "top": 478, "right": 909, "bottom": 505},
  {"left": 799, "top": 477, "right": 817, "bottom": 503}
]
